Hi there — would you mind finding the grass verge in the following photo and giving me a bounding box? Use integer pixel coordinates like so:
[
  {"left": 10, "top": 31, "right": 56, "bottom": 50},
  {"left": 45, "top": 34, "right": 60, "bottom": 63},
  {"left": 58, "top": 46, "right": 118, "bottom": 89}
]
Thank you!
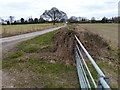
[
  {"left": 3, "top": 58, "right": 79, "bottom": 88},
  {"left": 17, "top": 29, "right": 59, "bottom": 53},
  {"left": 0, "top": 60, "right": 1, "bottom": 70},
  {"left": 2, "top": 27, "right": 79, "bottom": 88}
]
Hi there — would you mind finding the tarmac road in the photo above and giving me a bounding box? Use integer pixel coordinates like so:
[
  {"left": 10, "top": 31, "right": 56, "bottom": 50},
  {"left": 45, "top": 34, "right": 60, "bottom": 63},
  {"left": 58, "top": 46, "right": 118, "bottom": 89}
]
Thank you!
[{"left": 0, "top": 24, "right": 66, "bottom": 58}]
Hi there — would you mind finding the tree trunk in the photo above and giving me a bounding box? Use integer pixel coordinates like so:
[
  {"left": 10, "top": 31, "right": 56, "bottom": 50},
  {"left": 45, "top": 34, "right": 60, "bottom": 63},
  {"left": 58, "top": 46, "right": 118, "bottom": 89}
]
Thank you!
[{"left": 53, "top": 20, "right": 55, "bottom": 25}]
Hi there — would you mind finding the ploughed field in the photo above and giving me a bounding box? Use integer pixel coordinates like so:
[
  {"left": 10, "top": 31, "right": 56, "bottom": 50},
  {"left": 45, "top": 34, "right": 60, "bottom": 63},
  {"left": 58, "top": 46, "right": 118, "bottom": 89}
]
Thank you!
[
  {"left": 77, "top": 24, "right": 118, "bottom": 46},
  {"left": 1, "top": 23, "right": 63, "bottom": 37}
]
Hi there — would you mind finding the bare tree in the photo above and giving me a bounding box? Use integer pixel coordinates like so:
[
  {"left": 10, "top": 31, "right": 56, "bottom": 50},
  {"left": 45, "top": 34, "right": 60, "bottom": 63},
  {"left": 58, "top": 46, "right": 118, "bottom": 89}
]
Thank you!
[
  {"left": 34, "top": 18, "right": 39, "bottom": 23},
  {"left": 68, "top": 16, "right": 78, "bottom": 23},
  {"left": 101, "top": 17, "right": 108, "bottom": 23},
  {"left": 41, "top": 7, "right": 67, "bottom": 25},
  {"left": 20, "top": 18, "right": 25, "bottom": 23},
  {"left": 91, "top": 17, "right": 96, "bottom": 23},
  {"left": 9, "top": 16, "right": 14, "bottom": 24},
  {"left": 0, "top": 18, "right": 4, "bottom": 24}
]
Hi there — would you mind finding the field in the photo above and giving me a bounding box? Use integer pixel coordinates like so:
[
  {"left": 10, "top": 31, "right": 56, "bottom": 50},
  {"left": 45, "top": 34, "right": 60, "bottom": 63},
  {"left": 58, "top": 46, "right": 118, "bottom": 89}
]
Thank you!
[
  {"left": 75, "top": 23, "right": 118, "bottom": 88},
  {"left": 2, "top": 27, "right": 79, "bottom": 88},
  {"left": 1, "top": 23, "right": 63, "bottom": 37},
  {"left": 2, "top": 24, "right": 118, "bottom": 88},
  {"left": 77, "top": 24, "right": 118, "bottom": 46}
]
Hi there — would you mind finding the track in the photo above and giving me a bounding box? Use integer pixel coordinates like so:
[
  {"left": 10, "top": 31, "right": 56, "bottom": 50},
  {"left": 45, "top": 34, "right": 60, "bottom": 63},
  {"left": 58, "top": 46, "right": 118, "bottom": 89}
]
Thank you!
[
  {"left": 1, "top": 24, "right": 66, "bottom": 56},
  {"left": 0, "top": 24, "right": 66, "bottom": 43}
]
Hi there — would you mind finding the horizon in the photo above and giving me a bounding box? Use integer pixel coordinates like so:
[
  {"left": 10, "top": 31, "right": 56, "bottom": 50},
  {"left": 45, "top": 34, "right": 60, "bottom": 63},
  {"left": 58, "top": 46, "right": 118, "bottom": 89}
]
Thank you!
[{"left": 0, "top": 0, "right": 119, "bottom": 20}]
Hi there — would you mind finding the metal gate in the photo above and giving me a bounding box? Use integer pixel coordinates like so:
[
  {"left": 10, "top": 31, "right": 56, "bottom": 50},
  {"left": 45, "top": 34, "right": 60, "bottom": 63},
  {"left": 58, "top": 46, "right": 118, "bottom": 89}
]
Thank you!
[{"left": 75, "top": 35, "right": 111, "bottom": 90}]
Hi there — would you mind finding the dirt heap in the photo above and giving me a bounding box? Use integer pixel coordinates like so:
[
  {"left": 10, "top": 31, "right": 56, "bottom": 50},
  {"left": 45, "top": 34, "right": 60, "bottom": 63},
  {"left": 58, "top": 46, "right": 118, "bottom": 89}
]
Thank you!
[
  {"left": 52, "top": 28, "right": 111, "bottom": 65},
  {"left": 76, "top": 31, "right": 110, "bottom": 61},
  {"left": 53, "top": 29, "right": 76, "bottom": 65}
]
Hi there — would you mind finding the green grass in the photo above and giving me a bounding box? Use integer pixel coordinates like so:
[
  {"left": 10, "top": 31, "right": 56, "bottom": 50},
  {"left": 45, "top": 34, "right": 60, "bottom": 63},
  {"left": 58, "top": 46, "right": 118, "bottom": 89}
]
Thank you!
[
  {"left": 2, "top": 26, "right": 79, "bottom": 88},
  {"left": 85, "top": 58, "right": 118, "bottom": 88},
  {"left": 7, "top": 51, "right": 24, "bottom": 59},
  {"left": 84, "top": 60, "right": 98, "bottom": 88},
  {"left": 17, "top": 29, "right": 58, "bottom": 53},
  {"left": 3, "top": 58, "right": 79, "bottom": 88},
  {"left": 0, "top": 60, "right": 2, "bottom": 70}
]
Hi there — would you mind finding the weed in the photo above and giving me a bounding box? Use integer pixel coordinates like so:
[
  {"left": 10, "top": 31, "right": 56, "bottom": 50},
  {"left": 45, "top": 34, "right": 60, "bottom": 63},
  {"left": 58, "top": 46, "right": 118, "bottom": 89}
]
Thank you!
[
  {"left": 8, "top": 52, "right": 24, "bottom": 59},
  {"left": 0, "top": 60, "right": 2, "bottom": 69},
  {"left": 21, "top": 46, "right": 40, "bottom": 53},
  {"left": 29, "top": 58, "right": 40, "bottom": 64}
]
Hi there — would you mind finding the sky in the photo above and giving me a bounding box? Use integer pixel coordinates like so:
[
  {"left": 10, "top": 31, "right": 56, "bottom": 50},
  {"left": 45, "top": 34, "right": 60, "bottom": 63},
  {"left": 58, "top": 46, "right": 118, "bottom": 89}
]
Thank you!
[{"left": 0, "top": 0, "right": 119, "bottom": 20}]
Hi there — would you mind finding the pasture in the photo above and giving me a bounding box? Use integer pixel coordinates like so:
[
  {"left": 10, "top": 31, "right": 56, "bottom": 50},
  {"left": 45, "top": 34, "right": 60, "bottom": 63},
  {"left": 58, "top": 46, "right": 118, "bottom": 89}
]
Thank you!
[
  {"left": 1, "top": 23, "right": 62, "bottom": 37},
  {"left": 78, "top": 24, "right": 118, "bottom": 46}
]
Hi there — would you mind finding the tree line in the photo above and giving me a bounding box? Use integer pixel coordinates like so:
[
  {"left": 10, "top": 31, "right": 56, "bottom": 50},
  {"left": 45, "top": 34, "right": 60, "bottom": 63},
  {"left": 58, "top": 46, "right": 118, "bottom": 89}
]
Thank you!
[
  {"left": 68, "top": 16, "right": 119, "bottom": 23},
  {"left": 1, "top": 7, "right": 119, "bottom": 25}
]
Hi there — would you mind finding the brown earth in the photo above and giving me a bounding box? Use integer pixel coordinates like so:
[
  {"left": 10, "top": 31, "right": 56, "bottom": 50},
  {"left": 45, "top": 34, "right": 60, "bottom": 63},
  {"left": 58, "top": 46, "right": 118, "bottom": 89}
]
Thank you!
[
  {"left": 51, "top": 27, "right": 118, "bottom": 88},
  {"left": 52, "top": 29, "right": 76, "bottom": 65},
  {"left": 2, "top": 25, "right": 115, "bottom": 65},
  {"left": 76, "top": 31, "right": 111, "bottom": 61},
  {"left": 50, "top": 28, "right": 114, "bottom": 64},
  {"left": 32, "top": 27, "right": 117, "bottom": 66}
]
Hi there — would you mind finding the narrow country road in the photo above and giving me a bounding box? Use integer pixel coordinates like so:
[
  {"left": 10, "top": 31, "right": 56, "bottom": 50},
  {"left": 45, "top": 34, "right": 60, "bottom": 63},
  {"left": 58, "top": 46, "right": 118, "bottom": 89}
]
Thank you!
[
  {"left": 1, "top": 24, "right": 66, "bottom": 54},
  {"left": 1, "top": 24, "right": 66, "bottom": 43}
]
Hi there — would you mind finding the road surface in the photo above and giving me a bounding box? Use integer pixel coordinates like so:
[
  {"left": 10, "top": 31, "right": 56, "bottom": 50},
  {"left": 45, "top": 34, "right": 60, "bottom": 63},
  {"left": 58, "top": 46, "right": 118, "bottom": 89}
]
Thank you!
[
  {"left": 1, "top": 24, "right": 66, "bottom": 43},
  {"left": 0, "top": 24, "right": 66, "bottom": 54}
]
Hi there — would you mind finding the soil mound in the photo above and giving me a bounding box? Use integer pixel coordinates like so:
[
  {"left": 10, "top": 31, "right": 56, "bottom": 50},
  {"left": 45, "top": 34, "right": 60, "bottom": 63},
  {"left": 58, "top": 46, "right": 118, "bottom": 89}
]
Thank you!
[
  {"left": 53, "top": 29, "right": 76, "bottom": 65},
  {"left": 53, "top": 28, "right": 111, "bottom": 65},
  {"left": 76, "top": 31, "right": 110, "bottom": 61}
]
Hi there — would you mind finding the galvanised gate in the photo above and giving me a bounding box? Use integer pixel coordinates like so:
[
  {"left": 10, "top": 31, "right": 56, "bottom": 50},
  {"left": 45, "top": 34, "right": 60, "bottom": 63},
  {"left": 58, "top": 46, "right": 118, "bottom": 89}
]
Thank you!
[{"left": 75, "top": 35, "right": 111, "bottom": 90}]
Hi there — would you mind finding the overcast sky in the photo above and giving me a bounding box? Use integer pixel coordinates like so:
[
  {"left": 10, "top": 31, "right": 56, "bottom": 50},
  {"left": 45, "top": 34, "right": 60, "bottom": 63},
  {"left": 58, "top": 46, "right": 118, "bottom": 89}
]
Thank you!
[{"left": 0, "top": 0, "right": 119, "bottom": 20}]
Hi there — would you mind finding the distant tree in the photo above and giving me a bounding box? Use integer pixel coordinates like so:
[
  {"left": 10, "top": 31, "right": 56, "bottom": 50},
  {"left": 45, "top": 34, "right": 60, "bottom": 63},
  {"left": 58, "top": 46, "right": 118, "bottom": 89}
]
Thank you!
[
  {"left": 25, "top": 20, "right": 28, "bottom": 23},
  {"left": 68, "top": 16, "right": 78, "bottom": 23},
  {"left": 82, "top": 18, "right": 86, "bottom": 21},
  {"left": 91, "top": 17, "right": 96, "bottom": 23},
  {"left": 7, "top": 21, "right": 10, "bottom": 25},
  {"left": 101, "top": 17, "right": 108, "bottom": 23},
  {"left": 68, "top": 16, "right": 89, "bottom": 23},
  {"left": 14, "top": 21, "right": 17, "bottom": 24},
  {"left": 112, "top": 17, "right": 119, "bottom": 23},
  {"left": 20, "top": 18, "right": 25, "bottom": 23},
  {"left": 41, "top": 7, "right": 67, "bottom": 25},
  {"left": 78, "top": 17, "right": 82, "bottom": 21},
  {"left": 34, "top": 18, "right": 39, "bottom": 23},
  {"left": 0, "top": 18, "right": 4, "bottom": 24},
  {"left": 39, "top": 17, "right": 45, "bottom": 23},
  {"left": 28, "top": 18, "right": 33, "bottom": 23},
  {"left": 9, "top": 16, "right": 14, "bottom": 24}
]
